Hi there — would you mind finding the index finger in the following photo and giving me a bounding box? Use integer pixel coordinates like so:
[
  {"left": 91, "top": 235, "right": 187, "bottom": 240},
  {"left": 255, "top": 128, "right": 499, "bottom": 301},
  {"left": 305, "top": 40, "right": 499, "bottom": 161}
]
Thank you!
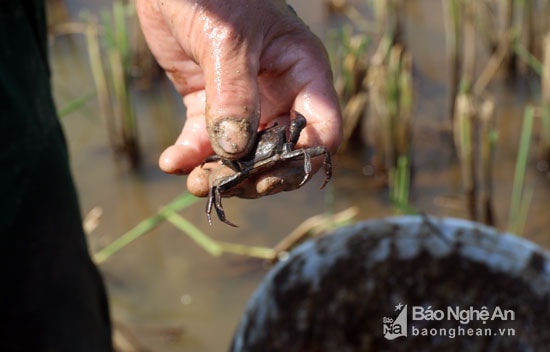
[{"left": 290, "top": 43, "right": 342, "bottom": 154}]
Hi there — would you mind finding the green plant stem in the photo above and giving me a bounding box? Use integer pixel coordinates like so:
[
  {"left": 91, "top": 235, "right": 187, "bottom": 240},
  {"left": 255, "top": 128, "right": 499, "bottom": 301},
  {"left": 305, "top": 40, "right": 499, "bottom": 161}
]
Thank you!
[
  {"left": 216, "top": 241, "right": 275, "bottom": 259},
  {"left": 108, "top": 47, "right": 136, "bottom": 145},
  {"left": 542, "top": 35, "right": 550, "bottom": 158},
  {"left": 162, "top": 210, "right": 222, "bottom": 257},
  {"left": 443, "top": 0, "right": 462, "bottom": 121},
  {"left": 390, "top": 155, "right": 412, "bottom": 214},
  {"left": 93, "top": 193, "right": 199, "bottom": 264},
  {"left": 508, "top": 105, "right": 534, "bottom": 234},
  {"left": 514, "top": 41, "right": 543, "bottom": 75},
  {"left": 58, "top": 91, "right": 95, "bottom": 118},
  {"left": 113, "top": 1, "right": 129, "bottom": 66},
  {"left": 515, "top": 185, "right": 534, "bottom": 236},
  {"left": 84, "top": 14, "right": 117, "bottom": 147},
  {"left": 543, "top": 107, "right": 550, "bottom": 159},
  {"left": 110, "top": 1, "right": 136, "bottom": 147}
]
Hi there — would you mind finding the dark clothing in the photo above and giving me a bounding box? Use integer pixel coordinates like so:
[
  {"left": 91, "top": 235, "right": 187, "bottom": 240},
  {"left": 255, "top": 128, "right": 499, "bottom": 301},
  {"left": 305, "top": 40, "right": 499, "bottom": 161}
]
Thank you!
[{"left": 0, "top": 1, "right": 112, "bottom": 350}]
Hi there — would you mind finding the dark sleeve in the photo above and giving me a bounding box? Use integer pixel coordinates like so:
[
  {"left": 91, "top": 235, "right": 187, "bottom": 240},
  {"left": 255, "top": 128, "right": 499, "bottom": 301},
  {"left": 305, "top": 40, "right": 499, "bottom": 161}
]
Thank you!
[{"left": 0, "top": 0, "right": 62, "bottom": 228}]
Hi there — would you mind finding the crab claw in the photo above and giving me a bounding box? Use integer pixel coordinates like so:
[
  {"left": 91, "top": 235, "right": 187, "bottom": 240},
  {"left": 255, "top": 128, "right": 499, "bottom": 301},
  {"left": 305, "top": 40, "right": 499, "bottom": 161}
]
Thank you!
[
  {"left": 298, "top": 150, "right": 312, "bottom": 187},
  {"left": 319, "top": 151, "right": 332, "bottom": 190},
  {"left": 215, "top": 206, "right": 238, "bottom": 228},
  {"left": 206, "top": 187, "right": 216, "bottom": 225},
  {"left": 206, "top": 185, "right": 238, "bottom": 227}
]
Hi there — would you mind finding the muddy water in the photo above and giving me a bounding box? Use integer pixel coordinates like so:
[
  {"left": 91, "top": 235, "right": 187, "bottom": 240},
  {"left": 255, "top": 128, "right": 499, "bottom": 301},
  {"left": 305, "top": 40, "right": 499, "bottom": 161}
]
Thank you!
[{"left": 49, "top": 0, "right": 549, "bottom": 351}]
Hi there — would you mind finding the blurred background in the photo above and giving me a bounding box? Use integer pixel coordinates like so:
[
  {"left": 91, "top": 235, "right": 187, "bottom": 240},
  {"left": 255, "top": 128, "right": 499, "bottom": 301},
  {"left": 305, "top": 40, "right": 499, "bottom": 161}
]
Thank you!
[{"left": 46, "top": 0, "right": 550, "bottom": 350}]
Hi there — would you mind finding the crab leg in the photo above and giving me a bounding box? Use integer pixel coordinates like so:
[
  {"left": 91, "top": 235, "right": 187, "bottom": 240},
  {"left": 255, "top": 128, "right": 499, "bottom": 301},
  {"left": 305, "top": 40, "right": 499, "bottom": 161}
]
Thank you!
[
  {"left": 214, "top": 186, "right": 238, "bottom": 227},
  {"left": 298, "top": 149, "right": 312, "bottom": 186},
  {"left": 289, "top": 113, "right": 307, "bottom": 145},
  {"left": 206, "top": 186, "right": 216, "bottom": 225},
  {"left": 319, "top": 150, "right": 332, "bottom": 189}
]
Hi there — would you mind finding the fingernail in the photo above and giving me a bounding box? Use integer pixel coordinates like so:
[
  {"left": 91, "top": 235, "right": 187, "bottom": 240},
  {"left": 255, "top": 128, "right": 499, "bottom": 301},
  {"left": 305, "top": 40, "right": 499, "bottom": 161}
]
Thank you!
[{"left": 211, "top": 117, "right": 253, "bottom": 156}]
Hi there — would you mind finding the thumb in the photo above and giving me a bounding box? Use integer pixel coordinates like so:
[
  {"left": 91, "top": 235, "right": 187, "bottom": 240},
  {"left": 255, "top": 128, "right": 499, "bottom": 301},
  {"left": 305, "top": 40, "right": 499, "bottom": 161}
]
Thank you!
[{"left": 200, "top": 31, "right": 261, "bottom": 160}]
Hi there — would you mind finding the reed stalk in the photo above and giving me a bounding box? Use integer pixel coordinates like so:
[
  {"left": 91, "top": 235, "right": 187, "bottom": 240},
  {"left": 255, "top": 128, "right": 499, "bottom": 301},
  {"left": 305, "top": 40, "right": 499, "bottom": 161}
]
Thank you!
[
  {"left": 389, "top": 155, "right": 411, "bottom": 214},
  {"left": 215, "top": 241, "right": 276, "bottom": 260},
  {"left": 475, "top": 0, "right": 499, "bottom": 53},
  {"left": 103, "top": 1, "right": 140, "bottom": 165},
  {"left": 371, "top": 0, "right": 401, "bottom": 43},
  {"left": 396, "top": 50, "right": 412, "bottom": 159},
  {"left": 385, "top": 45, "right": 402, "bottom": 168},
  {"left": 93, "top": 192, "right": 289, "bottom": 263},
  {"left": 472, "top": 30, "right": 514, "bottom": 97},
  {"left": 501, "top": 0, "right": 515, "bottom": 70},
  {"left": 57, "top": 91, "right": 95, "bottom": 118},
  {"left": 453, "top": 93, "right": 477, "bottom": 220},
  {"left": 163, "top": 209, "right": 223, "bottom": 257},
  {"left": 461, "top": 0, "right": 476, "bottom": 92},
  {"left": 515, "top": 0, "right": 534, "bottom": 72},
  {"left": 93, "top": 193, "right": 199, "bottom": 264},
  {"left": 365, "top": 39, "right": 413, "bottom": 186},
  {"left": 544, "top": 1, "right": 550, "bottom": 37},
  {"left": 328, "top": 25, "right": 369, "bottom": 151},
  {"left": 83, "top": 14, "right": 117, "bottom": 149},
  {"left": 270, "top": 207, "right": 359, "bottom": 262},
  {"left": 366, "top": 60, "right": 388, "bottom": 173},
  {"left": 371, "top": 0, "right": 389, "bottom": 38},
  {"left": 389, "top": 47, "right": 413, "bottom": 211},
  {"left": 112, "top": 1, "right": 129, "bottom": 67},
  {"left": 504, "top": 0, "right": 536, "bottom": 73},
  {"left": 479, "top": 98, "right": 497, "bottom": 225},
  {"left": 443, "top": 0, "right": 462, "bottom": 120},
  {"left": 514, "top": 40, "right": 543, "bottom": 75},
  {"left": 508, "top": 105, "right": 535, "bottom": 235},
  {"left": 541, "top": 33, "right": 550, "bottom": 162}
]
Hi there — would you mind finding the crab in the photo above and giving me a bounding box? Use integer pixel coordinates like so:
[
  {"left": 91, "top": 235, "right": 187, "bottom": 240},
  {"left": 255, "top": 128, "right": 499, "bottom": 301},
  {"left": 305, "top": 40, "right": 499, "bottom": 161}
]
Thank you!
[{"left": 203, "top": 113, "right": 332, "bottom": 227}]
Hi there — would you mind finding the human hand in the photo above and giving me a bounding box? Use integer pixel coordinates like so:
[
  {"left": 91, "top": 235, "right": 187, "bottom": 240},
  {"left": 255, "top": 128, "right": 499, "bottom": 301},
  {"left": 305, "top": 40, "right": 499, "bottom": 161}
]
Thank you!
[{"left": 136, "top": 0, "right": 342, "bottom": 198}]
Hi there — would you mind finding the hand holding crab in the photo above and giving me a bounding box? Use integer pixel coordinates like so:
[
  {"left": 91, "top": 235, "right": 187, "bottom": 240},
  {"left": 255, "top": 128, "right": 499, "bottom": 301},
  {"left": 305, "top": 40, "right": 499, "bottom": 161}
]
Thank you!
[
  {"left": 137, "top": 0, "right": 342, "bottom": 222},
  {"left": 203, "top": 113, "right": 332, "bottom": 226}
]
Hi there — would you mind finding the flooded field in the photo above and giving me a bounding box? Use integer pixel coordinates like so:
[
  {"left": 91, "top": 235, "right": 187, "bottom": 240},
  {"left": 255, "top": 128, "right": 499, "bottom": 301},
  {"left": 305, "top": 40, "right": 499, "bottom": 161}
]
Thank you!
[{"left": 49, "top": 0, "right": 550, "bottom": 350}]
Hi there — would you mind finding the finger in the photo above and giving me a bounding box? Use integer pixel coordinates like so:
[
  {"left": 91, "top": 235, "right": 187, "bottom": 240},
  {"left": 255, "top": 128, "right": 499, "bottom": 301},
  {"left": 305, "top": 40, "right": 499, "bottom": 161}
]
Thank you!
[
  {"left": 187, "top": 162, "right": 261, "bottom": 198},
  {"left": 154, "top": 0, "right": 263, "bottom": 160},
  {"left": 291, "top": 46, "right": 342, "bottom": 154},
  {"left": 293, "top": 86, "right": 342, "bottom": 154},
  {"left": 188, "top": 161, "right": 321, "bottom": 199},
  {"left": 136, "top": 0, "right": 205, "bottom": 95},
  {"left": 253, "top": 39, "right": 341, "bottom": 194},
  {"left": 187, "top": 162, "right": 218, "bottom": 197},
  {"left": 200, "top": 27, "right": 261, "bottom": 159},
  {"left": 258, "top": 27, "right": 342, "bottom": 153},
  {"left": 254, "top": 162, "right": 310, "bottom": 195},
  {"left": 159, "top": 91, "right": 213, "bottom": 174}
]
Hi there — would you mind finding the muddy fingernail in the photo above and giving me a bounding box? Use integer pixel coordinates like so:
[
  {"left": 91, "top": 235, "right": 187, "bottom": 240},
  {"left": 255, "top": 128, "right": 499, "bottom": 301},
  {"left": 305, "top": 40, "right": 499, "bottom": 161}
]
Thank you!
[{"left": 211, "top": 118, "right": 253, "bottom": 156}]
